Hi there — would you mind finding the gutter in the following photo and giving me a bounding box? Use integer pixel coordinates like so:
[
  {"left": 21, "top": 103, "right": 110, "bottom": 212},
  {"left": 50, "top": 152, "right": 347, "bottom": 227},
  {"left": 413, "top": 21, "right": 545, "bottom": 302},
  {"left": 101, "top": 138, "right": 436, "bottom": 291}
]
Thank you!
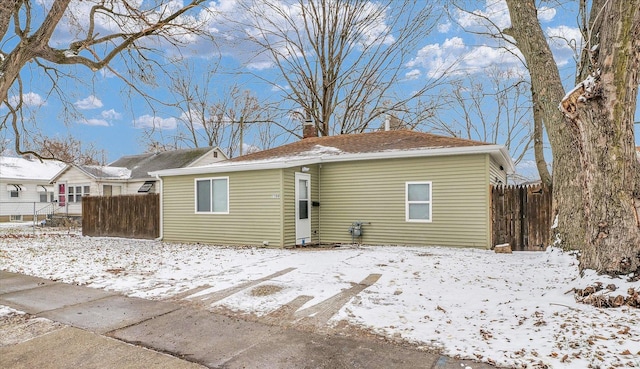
[{"left": 154, "top": 174, "right": 164, "bottom": 241}]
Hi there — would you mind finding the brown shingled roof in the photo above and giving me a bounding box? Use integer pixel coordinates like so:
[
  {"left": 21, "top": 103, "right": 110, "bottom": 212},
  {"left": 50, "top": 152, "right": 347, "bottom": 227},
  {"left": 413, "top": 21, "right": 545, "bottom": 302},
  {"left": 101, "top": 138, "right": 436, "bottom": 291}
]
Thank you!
[{"left": 231, "top": 130, "right": 489, "bottom": 162}]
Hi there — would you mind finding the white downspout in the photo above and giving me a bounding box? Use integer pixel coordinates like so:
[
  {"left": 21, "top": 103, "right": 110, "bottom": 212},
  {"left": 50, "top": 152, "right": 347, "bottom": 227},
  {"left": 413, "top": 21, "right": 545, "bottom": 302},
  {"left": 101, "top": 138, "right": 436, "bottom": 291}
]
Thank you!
[{"left": 154, "top": 174, "right": 163, "bottom": 241}]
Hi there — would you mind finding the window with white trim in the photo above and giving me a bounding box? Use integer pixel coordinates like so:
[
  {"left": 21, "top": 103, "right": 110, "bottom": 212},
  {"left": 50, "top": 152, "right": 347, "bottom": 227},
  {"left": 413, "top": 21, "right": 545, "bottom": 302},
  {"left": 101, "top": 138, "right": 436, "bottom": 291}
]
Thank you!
[
  {"left": 406, "top": 182, "right": 432, "bottom": 222},
  {"left": 68, "top": 185, "right": 90, "bottom": 202},
  {"left": 195, "top": 177, "right": 229, "bottom": 213}
]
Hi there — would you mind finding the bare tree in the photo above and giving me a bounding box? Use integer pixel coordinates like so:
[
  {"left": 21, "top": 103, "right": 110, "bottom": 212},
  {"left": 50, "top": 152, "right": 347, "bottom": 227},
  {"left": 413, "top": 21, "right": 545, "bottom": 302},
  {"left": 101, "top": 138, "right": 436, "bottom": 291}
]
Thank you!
[
  {"left": 234, "top": 0, "right": 441, "bottom": 136},
  {"left": 430, "top": 67, "right": 535, "bottom": 178},
  {"left": 448, "top": 2, "right": 553, "bottom": 185},
  {"left": 0, "top": 0, "right": 212, "bottom": 158},
  {"left": 505, "top": 0, "right": 640, "bottom": 275},
  {"left": 32, "top": 134, "right": 106, "bottom": 165},
  {"left": 154, "top": 63, "right": 281, "bottom": 157}
]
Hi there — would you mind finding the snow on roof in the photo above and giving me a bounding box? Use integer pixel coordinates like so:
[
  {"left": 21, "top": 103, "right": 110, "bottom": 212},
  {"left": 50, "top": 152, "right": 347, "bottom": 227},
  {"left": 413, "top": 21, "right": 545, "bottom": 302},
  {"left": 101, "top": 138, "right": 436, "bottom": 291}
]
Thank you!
[
  {"left": 0, "top": 156, "right": 66, "bottom": 181},
  {"left": 79, "top": 165, "right": 131, "bottom": 179},
  {"left": 109, "top": 147, "right": 218, "bottom": 179},
  {"left": 302, "top": 145, "right": 342, "bottom": 156}
]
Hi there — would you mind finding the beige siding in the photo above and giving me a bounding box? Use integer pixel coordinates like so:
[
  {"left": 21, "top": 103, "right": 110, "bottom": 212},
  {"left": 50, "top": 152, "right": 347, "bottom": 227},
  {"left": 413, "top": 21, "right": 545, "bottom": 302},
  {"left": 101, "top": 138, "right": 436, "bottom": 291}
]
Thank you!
[
  {"left": 282, "top": 167, "right": 295, "bottom": 246},
  {"left": 319, "top": 154, "right": 491, "bottom": 248},
  {"left": 310, "top": 165, "right": 320, "bottom": 243},
  {"left": 162, "top": 169, "right": 284, "bottom": 246},
  {"left": 122, "top": 180, "right": 148, "bottom": 195},
  {"left": 489, "top": 158, "right": 508, "bottom": 185},
  {"left": 189, "top": 148, "right": 227, "bottom": 167}
]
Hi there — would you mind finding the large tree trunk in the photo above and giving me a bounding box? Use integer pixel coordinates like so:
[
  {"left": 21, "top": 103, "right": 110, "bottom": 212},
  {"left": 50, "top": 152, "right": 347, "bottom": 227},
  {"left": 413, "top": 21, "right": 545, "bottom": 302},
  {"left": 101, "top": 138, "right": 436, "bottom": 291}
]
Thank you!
[
  {"left": 531, "top": 87, "right": 552, "bottom": 186},
  {"left": 504, "top": 0, "right": 586, "bottom": 249},
  {"left": 560, "top": 1, "right": 640, "bottom": 274}
]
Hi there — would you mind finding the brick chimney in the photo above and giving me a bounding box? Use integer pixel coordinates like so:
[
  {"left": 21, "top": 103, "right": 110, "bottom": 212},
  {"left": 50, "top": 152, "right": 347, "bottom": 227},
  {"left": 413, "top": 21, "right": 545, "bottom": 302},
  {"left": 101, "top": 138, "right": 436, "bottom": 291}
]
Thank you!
[{"left": 303, "top": 119, "right": 317, "bottom": 139}]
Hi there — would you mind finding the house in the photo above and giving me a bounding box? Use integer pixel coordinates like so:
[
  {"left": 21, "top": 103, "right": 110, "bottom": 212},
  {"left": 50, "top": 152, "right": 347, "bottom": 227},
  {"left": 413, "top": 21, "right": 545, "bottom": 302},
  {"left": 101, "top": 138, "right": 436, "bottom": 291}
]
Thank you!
[
  {"left": 150, "top": 129, "right": 515, "bottom": 249},
  {"left": 0, "top": 156, "right": 66, "bottom": 222},
  {"left": 50, "top": 147, "right": 226, "bottom": 216}
]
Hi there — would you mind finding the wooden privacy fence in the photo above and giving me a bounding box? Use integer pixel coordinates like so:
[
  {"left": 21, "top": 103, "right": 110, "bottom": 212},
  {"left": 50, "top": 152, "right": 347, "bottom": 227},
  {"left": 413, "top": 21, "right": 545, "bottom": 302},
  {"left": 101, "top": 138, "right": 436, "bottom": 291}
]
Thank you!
[
  {"left": 82, "top": 194, "right": 159, "bottom": 239},
  {"left": 491, "top": 184, "right": 552, "bottom": 251}
]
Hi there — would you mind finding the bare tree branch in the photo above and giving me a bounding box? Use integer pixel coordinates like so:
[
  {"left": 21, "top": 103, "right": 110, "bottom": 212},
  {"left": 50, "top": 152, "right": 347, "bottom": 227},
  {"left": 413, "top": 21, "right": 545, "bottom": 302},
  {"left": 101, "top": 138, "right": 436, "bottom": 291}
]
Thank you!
[{"left": 234, "top": 0, "right": 441, "bottom": 136}]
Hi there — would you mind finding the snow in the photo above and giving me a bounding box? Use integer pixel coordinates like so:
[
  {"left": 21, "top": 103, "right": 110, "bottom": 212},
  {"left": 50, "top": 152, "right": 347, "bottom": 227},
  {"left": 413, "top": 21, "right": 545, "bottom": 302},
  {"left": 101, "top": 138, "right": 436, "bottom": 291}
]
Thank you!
[
  {"left": 301, "top": 145, "right": 342, "bottom": 155},
  {"left": 0, "top": 305, "right": 23, "bottom": 318},
  {"left": 0, "top": 156, "right": 65, "bottom": 180},
  {"left": 85, "top": 165, "right": 131, "bottom": 179},
  {"left": 1, "top": 229, "right": 638, "bottom": 368}
]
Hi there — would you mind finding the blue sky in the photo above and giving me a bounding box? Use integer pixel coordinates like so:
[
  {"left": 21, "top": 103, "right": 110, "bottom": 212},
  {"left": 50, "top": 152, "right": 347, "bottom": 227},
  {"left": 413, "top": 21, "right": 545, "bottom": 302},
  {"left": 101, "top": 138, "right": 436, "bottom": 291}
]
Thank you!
[{"left": 2, "top": 0, "right": 639, "bottom": 180}]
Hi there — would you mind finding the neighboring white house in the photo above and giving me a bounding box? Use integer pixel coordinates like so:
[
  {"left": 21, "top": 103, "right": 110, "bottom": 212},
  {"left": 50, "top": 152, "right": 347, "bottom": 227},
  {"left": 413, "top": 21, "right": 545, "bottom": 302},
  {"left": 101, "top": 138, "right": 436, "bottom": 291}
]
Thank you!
[
  {"left": 0, "top": 156, "right": 66, "bottom": 222},
  {"left": 50, "top": 147, "right": 226, "bottom": 216}
]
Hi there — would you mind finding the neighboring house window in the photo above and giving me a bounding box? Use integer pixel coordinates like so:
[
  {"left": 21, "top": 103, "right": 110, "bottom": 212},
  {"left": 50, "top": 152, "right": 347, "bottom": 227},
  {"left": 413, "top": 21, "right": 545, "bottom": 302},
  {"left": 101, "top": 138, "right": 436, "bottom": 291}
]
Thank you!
[
  {"left": 103, "top": 185, "right": 122, "bottom": 196},
  {"left": 39, "top": 186, "right": 53, "bottom": 202},
  {"left": 137, "top": 181, "right": 155, "bottom": 193},
  {"left": 406, "top": 182, "right": 432, "bottom": 222},
  {"left": 8, "top": 184, "right": 21, "bottom": 198},
  {"left": 195, "top": 177, "right": 229, "bottom": 213},
  {"left": 68, "top": 185, "right": 90, "bottom": 202}
]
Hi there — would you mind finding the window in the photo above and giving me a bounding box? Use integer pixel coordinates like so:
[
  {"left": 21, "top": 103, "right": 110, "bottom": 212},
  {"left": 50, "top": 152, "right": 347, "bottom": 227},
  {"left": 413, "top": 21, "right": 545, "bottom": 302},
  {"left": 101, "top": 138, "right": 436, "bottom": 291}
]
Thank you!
[
  {"left": 68, "top": 185, "right": 90, "bottom": 202},
  {"left": 195, "top": 177, "right": 228, "bottom": 213},
  {"left": 406, "top": 182, "right": 432, "bottom": 222},
  {"left": 8, "top": 184, "right": 21, "bottom": 198},
  {"left": 298, "top": 178, "right": 309, "bottom": 220},
  {"left": 137, "top": 181, "right": 155, "bottom": 193},
  {"left": 38, "top": 186, "right": 53, "bottom": 202}
]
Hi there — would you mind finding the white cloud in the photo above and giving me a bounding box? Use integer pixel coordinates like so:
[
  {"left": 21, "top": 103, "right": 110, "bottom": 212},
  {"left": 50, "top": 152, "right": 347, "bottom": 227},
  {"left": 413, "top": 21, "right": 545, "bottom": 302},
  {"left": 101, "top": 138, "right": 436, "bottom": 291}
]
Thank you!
[
  {"left": 242, "top": 142, "right": 261, "bottom": 154},
  {"left": 133, "top": 115, "right": 178, "bottom": 130},
  {"left": 546, "top": 25, "right": 583, "bottom": 66},
  {"left": 74, "top": 95, "right": 103, "bottom": 110},
  {"left": 270, "top": 83, "right": 291, "bottom": 92},
  {"left": 247, "top": 60, "right": 275, "bottom": 70},
  {"left": 407, "top": 37, "right": 522, "bottom": 78},
  {"left": 406, "top": 37, "right": 467, "bottom": 78},
  {"left": 8, "top": 92, "right": 47, "bottom": 107},
  {"left": 437, "top": 21, "right": 452, "bottom": 33},
  {"left": 456, "top": 0, "right": 511, "bottom": 31},
  {"left": 79, "top": 118, "right": 110, "bottom": 126},
  {"left": 99, "top": 68, "right": 117, "bottom": 79},
  {"left": 178, "top": 111, "right": 205, "bottom": 129},
  {"left": 101, "top": 109, "right": 122, "bottom": 120},
  {"left": 537, "top": 6, "right": 556, "bottom": 22},
  {"left": 405, "top": 69, "right": 421, "bottom": 80}
]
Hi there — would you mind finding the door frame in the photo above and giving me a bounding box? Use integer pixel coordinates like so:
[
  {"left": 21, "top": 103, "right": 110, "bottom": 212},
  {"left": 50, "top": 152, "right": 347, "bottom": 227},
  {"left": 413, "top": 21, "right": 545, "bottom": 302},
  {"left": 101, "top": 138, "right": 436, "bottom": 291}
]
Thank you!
[{"left": 295, "top": 172, "right": 311, "bottom": 245}]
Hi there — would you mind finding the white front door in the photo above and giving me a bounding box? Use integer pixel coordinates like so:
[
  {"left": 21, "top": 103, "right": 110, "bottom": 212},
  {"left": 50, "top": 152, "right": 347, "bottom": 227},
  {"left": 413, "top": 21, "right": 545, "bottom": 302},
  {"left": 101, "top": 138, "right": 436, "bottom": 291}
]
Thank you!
[{"left": 295, "top": 172, "right": 311, "bottom": 245}]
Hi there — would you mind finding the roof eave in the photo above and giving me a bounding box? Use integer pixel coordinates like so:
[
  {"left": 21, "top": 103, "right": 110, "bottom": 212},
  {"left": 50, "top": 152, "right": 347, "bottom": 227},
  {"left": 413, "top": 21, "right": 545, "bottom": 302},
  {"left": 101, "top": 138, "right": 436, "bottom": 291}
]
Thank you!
[
  {"left": 150, "top": 158, "right": 320, "bottom": 177},
  {"left": 151, "top": 145, "right": 515, "bottom": 176}
]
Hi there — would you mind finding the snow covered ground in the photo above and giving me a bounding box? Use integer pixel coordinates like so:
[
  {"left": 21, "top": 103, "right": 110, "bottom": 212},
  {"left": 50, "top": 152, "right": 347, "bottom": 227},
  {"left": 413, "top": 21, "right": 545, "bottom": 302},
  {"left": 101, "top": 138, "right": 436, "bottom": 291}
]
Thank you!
[{"left": 0, "top": 227, "right": 638, "bottom": 369}]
